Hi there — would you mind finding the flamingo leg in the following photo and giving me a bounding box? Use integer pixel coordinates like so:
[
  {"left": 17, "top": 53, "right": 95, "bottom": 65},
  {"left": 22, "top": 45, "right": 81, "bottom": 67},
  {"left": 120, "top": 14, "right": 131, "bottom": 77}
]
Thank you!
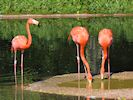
[
  {"left": 100, "top": 50, "right": 105, "bottom": 80},
  {"left": 100, "top": 48, "right": 108, "bottom": 80},
  {"left": 83, "top": 65, "right": 88, "bottom": 79},
  {"left": 108, "top": 47, "right": 110, "bottom": 79},
  {"left": 21, "top": 50, "right": 24, "bottom": 89},
  {"left": 14, "top": 51, "right": 17, "bottom": 87},
  {"left": 76, "top": 44, "right": 80, "bottom": 88}
]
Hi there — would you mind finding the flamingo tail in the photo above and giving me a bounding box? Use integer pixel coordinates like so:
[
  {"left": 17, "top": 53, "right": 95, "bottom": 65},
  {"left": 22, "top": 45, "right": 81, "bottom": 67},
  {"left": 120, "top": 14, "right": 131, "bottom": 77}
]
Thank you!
[
  {"left": 11, "top": 46, "right": 14, "bottom": 53},
  {"left": 67, "top": 33, "right": 71, "bottom": 42}
]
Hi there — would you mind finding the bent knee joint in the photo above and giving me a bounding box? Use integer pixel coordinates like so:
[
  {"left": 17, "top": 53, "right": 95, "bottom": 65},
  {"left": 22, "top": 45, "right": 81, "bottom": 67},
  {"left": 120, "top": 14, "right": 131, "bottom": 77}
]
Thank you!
[
  {"left": 14, "top": 60, "right": 17, "bottom": 65},
  {"left": 77, "top": 56, "right": 80, "bottom": 61},
  {"left": 102, "top": 55, "right": 107, "bottom": 60}
]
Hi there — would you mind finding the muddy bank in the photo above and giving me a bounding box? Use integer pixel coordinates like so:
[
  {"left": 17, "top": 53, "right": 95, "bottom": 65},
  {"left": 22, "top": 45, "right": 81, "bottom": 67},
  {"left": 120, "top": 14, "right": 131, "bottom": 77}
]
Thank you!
[{"left": 25, "top": 71, "right": 133, "bottom": 99}]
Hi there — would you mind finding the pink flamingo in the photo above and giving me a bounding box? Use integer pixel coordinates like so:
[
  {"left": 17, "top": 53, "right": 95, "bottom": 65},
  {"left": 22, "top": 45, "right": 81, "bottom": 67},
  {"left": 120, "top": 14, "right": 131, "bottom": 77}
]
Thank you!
[
  {"left": 11, "top": 18, "right": 39, "bottom": 87},
  {"left": 68, "top": 26, "right": 92, "bottom": 83},
  {"left": 98, "top": 29, "right": 113, "bottom": 79}
]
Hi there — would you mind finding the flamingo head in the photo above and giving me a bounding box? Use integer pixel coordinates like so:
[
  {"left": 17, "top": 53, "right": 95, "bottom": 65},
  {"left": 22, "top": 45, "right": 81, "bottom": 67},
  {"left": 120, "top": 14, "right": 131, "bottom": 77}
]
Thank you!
[{"left": 28, "top": 18, "right": 39, "bottom": 26}]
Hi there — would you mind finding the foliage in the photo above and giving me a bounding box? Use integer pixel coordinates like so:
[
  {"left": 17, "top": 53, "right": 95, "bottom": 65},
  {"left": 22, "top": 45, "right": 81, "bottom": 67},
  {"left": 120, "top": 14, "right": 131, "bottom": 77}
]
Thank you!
[{"left": 0, "top": 0, "right": 133, "bottom": 14}]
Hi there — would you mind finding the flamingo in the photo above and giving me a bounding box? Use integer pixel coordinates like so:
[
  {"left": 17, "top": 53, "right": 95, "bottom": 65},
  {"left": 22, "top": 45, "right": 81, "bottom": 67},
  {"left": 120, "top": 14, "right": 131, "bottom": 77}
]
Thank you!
[
  {"left": 68, "top": 26, "right": 92, "bottom": 83},
  {"left": 98, "top": 28, "right": 113, "bottom": 79},
  {"left": 11, "top": 18, "right": 39, "bottom": 87}
]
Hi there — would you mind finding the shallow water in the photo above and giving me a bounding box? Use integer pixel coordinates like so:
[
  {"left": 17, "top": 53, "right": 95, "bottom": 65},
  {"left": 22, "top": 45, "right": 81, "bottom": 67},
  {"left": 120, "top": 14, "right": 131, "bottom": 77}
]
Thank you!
[
  {"left": 0, "top": 83, "right": 78, "bottom": 100},
  {"left": 0, "top": 83, "right": 115, "bottom": 100},
  {"left": 58, "top": 79, "right": 133, "bottom": 89}
]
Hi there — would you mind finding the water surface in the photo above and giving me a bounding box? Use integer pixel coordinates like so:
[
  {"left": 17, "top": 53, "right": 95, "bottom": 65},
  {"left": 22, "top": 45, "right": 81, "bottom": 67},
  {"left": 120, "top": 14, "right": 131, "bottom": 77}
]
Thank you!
[
  {"left": 0, "top": 83, "right": 82, "bottom": 100},
  {"left": 58, "top": 79, "right": 133, "bottom": 89}
]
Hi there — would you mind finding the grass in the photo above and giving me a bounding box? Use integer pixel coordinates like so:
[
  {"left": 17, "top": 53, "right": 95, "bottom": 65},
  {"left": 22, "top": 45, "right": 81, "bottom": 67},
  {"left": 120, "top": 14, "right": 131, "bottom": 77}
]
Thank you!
[{"left": 1, "top": 0, "right": 133, "bottom": 14}]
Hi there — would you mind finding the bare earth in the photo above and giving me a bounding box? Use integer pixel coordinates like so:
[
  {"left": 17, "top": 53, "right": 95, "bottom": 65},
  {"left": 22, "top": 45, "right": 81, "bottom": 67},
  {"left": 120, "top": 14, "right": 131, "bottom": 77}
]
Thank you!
[{"left": 25, "top": 71, "right": 133, "bottom": 99}]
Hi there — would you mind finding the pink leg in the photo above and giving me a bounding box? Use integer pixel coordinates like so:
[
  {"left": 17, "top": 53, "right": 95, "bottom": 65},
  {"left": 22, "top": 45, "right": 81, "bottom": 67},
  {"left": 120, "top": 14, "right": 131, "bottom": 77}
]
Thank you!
[
  {"left": 108, "top": 47, "right": 110, "bottom": 79},
  {"left": 100, "top": 49, "right": 107, "bottom": 80},
  {"left": 83, "top": 65, "right": 88, "bottom": 79},
  {"left": 14, "top": 51, "right": 17, "bottom": 87},
  {"left": 21, "top": 50, "right": 24, "bottom": 89},
  {"left": 100, "top": 51, "right": 104, "bottom": 79},
  {"left": 76, "top": 44, "right": 80, "bottom": 88}
]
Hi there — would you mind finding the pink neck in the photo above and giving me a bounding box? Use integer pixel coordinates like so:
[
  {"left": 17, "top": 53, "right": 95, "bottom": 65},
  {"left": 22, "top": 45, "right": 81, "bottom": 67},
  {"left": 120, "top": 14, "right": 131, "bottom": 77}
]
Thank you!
[
  {"left": 80, "top": 45, "right": 92, "bottom": 80},
  {"left": 25, "top": 22, "right": 32, "bottom": 49}
]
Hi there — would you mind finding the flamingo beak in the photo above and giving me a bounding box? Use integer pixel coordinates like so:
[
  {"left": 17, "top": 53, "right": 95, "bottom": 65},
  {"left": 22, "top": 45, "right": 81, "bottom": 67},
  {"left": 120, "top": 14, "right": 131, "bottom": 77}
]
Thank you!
[{"left": 32, "top": 19, "right": 39, "bottom": 26}]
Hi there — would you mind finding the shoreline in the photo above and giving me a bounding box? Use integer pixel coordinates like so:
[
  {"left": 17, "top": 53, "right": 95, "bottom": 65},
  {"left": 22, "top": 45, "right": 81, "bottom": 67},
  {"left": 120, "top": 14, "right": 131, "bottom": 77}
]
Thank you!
[{"left": 25, "top": 72, "right": 133, "bottom": 99}]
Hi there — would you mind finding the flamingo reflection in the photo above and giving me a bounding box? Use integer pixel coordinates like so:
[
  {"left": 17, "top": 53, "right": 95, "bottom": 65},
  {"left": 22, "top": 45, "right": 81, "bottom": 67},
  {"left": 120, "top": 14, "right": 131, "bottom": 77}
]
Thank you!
[
  {"left": 86, "top": 79, "right": 111, "bottom": 100},
  {"left": 14, "top": 85, "right": 23, "bottom": 100}
]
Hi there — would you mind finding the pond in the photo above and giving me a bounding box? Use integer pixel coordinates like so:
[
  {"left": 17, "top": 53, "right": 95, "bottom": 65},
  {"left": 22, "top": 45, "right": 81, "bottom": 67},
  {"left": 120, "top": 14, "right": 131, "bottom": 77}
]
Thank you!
[
  {"left": 0, "top": 83, "right": 80, "bottom": 100},
  {"left": 0, "top": 83, "right": 115, "bottom": 100},
  {"left": 0, "top": 17, "right": 133, "bottom": 99},
  {"left": 58, "top": 79, "right": 133, "bottom": 89}
]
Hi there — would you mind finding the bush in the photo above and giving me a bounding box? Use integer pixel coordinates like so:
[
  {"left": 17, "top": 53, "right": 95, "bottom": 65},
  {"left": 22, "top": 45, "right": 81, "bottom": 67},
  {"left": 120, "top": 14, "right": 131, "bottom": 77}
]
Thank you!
[{"left": 0, "top": 0, "right": 133, "bottom": 14}]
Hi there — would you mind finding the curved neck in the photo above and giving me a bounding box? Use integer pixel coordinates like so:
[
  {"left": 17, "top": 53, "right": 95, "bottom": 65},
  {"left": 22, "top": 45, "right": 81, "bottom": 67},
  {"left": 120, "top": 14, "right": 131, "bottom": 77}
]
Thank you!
[
  {"left": 80, "top": 45, "right": 90, "bottom": 72},
  {"left": 25, "top": 22, "right": 32, "bottom": 49}
]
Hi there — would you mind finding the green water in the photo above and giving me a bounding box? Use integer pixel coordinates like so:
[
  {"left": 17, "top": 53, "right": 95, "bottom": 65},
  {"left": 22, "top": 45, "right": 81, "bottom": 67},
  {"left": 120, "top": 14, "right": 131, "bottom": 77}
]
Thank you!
[
  {"left": 0, "top": 83, "right": 83, "bottom": 100},
  {"left": 58, "top": 79, "right": 133, "bottom": 89},
  {"left": 0, "top": 83, "right": 115, "bottom": 100}
]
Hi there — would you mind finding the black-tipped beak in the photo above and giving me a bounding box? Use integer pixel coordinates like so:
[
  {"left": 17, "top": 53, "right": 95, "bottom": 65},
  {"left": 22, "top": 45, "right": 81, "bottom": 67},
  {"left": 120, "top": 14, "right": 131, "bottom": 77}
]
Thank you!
[{"left": 38, "top": 22, "right": 41, "bottom": 27}]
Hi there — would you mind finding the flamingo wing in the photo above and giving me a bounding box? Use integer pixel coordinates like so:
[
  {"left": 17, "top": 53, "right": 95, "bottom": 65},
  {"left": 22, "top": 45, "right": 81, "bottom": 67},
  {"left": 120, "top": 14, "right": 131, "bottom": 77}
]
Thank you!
[
  {"left": 98, "top": 29, "right": 113, "bottom": 47},
  {"left": 70, "top": 26, "right": 89, "bottom": 45},
  {"left": 11, "top": 35, "right": 27, "bottom": 50}
]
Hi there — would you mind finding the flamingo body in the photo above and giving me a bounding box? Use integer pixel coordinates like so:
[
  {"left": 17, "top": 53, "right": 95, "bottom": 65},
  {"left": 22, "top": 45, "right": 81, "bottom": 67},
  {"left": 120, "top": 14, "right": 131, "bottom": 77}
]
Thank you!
[
  {"left": 12, "top": 35, "right": 28, "bottom": 50},
  {"left": 69, "top": 26, "right": 92, "bottom": 83},
  {"left": 11, "top": 18, "right": 39, "bottom": 87},
  {"left": 98, "top": 29, "right": 112, "bottom": 48},
  {"left": 70, "top": 26, "right": 89, "bottom": 45},
  {"left": 98, "top": 29, "right": 113, "bottom": 79}
]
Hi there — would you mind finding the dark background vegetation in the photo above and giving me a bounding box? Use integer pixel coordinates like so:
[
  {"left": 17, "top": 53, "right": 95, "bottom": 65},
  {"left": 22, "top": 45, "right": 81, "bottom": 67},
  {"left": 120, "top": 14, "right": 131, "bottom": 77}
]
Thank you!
[
  {"left": 0, "top": 1, "right": 133, "bottom": 83},
  {"left": 0, "top": 17, "right": 133, "bottom": 83}
]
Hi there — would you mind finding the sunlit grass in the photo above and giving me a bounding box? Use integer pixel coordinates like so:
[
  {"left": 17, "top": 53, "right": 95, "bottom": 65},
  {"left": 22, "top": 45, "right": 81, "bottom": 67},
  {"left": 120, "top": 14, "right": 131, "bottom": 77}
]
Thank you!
[{"left": 1, "top": 0, "right": 133, "bottom": 14}]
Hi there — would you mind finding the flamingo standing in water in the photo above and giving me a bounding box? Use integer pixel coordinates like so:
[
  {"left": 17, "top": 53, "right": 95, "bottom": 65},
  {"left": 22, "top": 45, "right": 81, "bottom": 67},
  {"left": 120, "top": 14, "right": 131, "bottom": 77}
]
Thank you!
[
  {"left": 11, "top": 18, "right": 39, "bottom": 87},
  {"left": 68, "top": 26, "right": 92, "bottom": 83},
  {"left": 98, "top": 29, "right": 113, "bottom": 79}
]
